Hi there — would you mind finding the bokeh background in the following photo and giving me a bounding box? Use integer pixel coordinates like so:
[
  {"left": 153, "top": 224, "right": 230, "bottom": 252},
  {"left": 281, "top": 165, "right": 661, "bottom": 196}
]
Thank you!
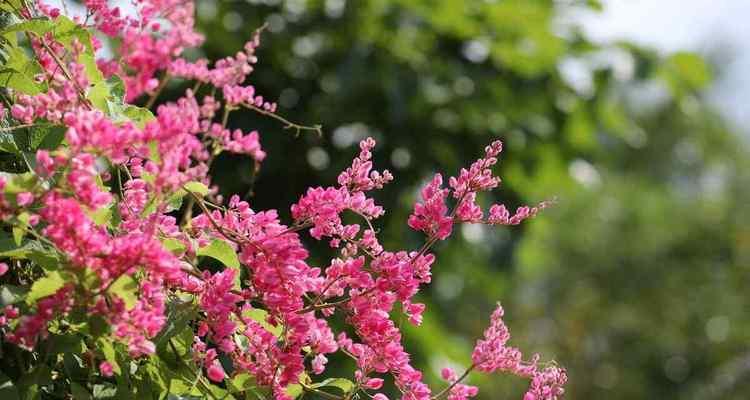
[{"left": 169, "top": 0, "right": 749, "bottom": 398}]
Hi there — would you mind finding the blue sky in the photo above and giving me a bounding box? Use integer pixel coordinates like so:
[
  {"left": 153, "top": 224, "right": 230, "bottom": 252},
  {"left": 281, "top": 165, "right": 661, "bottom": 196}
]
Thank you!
[{"left": 577, "top": 0, "right": 750, "bottom": 136}]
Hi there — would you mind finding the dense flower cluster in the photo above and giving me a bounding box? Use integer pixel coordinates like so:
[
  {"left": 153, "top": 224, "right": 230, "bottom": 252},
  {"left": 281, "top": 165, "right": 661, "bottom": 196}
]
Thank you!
[{"left": 0, "top": 2, "right": 565, "bottom": 400}]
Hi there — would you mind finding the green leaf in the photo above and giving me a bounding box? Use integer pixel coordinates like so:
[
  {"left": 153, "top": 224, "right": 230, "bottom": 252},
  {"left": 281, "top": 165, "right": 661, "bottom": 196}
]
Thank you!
[
  {"left": 243, "top": 308, "right": 282, "bottom": 337},
  {"left": 87, "top": 315, "right": 108, "bottom": 337},
  {"left": 92, "top": 383, "right": 118, "bottom": 399},
  {"left": 197, "top": 239, "right": 240, "bottom": 269},
  {"left": 26, "top": 270, "right": 66, "bottom": 305},
  {"left": 659, "top": 52, "right": 711, "bottom": 97},
  {"left": 0, "top": 371, "right": 20, "bottom": 400},
  {"left": 154, "top": 299, "right": 197, "bottom": 351},
  {"left": 166, "top": 193, "right": 183, "bottom": 212},
  {"left": 0, "top": 172, "right": 37, "bottom": 194},
  {"left": 0, "top": 47, "right": 45, "bottom": 94},
  {"left": 183, "top": 181, "right": 209, "bottom": 196},
  {"left": 0, "top": 131, "right": 20, "bottom": 154},
  {"left": 107, "top": 75, "right": 125, "bottom": 100},
  {"left": 0, "top": 17, "right": 54, "bottom": 36},
  {"left": 52, "top": 16, "right": 93, "bottom": 53},
  {"left": 71, "top": 383, "right": 92, "bottom": 400},
  {"left": 121, "top": 105, "right": 155, "bottom": 128},
  {"left": 311, "top": 378, "right": 354, "bottom": 394},
  {"left": 27, "top": 249, "right": 60, "bottom": 270},
  {"left": 88, "top": 80, "right": 111, "bottom": 112},
  {"left": 98, "top": 339, "right": 122, "bottom": 375},
  {"left": 0, "top": 0, "right": 23, "bottom": 13},
  {"left": 16, "top": 365, "right": 51, "bottom": 400},
  {"left": 12, "top": 211, "right": 30, "bottom": 245},
  {"left": 64, "top": 353, "right": 88, "bottom": 381},
  {"left": 0, "top": 236, "right": 43, "bottom": 259},
  {"left": 162, "top": 238, "right": 186, "bottom": 254},
  {"left": 29, "top": 124, "right": 66, "bottom": 151},
  {"left": 88, "top": 76, "right": 126, "bottom": 115},
  {"left": 79, "top": 53, "right": 104, "bottom": 84},
  {"left": 12, "top": 226, "right": 23, "bottom": 246},
  {"left": 564, "top": 105, "right": 596, "bottom": 151},
  {"left": 86, "top": 204, "right": 113, "bottom": 227},
  {"left": 229, "top": 373, "right": 258, "bottom": 393},
  {"left": 169, "top": 379, "right": 201, "bottom": 396},
  {"left": 0, "top": 284, "right": 27, "bottom": 306},
  {"left": 0, "top": 67, "right": 44, "bottom": 94},
  {"left": 108, "top": 274, "right": 138, "bottom": 309},
  {"left": 148, "top": 141, "right": 160, "bottom": 164},
  {"left": 285, "top": 384, "right": 304, "bottom": 399},
  {"left": 46, "top": 333, "right": 85, "bottom": 357}
]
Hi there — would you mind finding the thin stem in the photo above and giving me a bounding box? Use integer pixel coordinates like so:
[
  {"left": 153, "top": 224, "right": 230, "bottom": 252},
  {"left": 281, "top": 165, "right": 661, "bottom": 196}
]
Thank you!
[
  {"left": 0, "top": 123, "right": 38, "bottom": 132},
  {"left": 221, "top": 105, "right": 233, "bottom": 128},
  {"left": 35, "top": 35, "right": 92, "bottom": 109},
  {"left": 184, "top": 188, "right": 242, "bottom": 244},
  {"left": 145, "top": 74, "right": 171, "bottom": 109},
  {"left": 431, "top": 364, "right": 476, "bottom": 400},
  {"left": 183, "top": 187, "right": 265, "bottom": 254},
  {"left": 169, "top": 339, "right": 219, "bottom": 400},
  {"left": 242, "top": 103, "right": 322, "bottom": 137}
]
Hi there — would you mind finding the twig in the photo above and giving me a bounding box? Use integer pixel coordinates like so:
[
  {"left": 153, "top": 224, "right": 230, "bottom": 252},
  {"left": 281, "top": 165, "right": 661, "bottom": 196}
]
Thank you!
[
  {"left": 431, "top": 364, "right": 476, "bottom": 400},
  {"left": 0, "top": 123, "right": 38, "bottom": 132},
  {"left": 242, "top": 103, "right": 322, "bottom": 137},
  {"left": 145, "top": 74, "right": 171, "bottom": 109},
  {"left": 35, "top": 35, "right": 93, "bottom": 109}
]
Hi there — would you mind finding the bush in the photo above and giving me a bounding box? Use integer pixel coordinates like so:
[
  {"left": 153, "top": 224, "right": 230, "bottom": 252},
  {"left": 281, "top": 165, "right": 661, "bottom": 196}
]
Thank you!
[{"left": 0, "top": 2, "right": 563, "bottom": 399}]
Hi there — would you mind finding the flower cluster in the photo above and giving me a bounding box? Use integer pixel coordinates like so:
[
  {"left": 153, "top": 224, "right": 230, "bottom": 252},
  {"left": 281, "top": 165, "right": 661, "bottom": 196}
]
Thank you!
[
  {"left": 0, "top": 2, "right": 564, "bottom": 400},
  {"left": 472, "top": 304, "right": 567, "bottom": 399}
]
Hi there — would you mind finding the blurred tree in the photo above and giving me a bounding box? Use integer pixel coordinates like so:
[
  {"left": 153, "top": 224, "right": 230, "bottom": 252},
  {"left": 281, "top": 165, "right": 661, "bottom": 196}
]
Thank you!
[{"left": 152, "top": 0, "right": 750, "bottom": 398}]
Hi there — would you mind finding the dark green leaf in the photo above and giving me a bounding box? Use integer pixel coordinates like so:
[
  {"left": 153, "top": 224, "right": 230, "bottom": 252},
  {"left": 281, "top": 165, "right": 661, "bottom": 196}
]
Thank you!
[
  {"left": 154, "top": 299, "right": 197, "bottom": 351},
  {"left": 0, "top": 371, "right": 20, "bottom": 400},
  {"left": 71, "top": 383, "right": 92, "bottom": 400}
]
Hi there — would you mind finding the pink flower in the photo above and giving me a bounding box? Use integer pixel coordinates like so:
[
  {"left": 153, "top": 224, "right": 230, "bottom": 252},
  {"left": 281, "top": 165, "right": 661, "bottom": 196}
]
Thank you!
[
  {"left": 99, "top": 361, "right": 114, "bottom": 377},
  {"left": 472, "top": 304, "right": 522, "bottom": 373},
  {"left": 408, "top": 174, "right": 453, "bottom": 240},
  {"left": 488, "top": 201, "right": 551, "bottom": 226},
  {"left": 312, "top": 354, "right": 327, "bottom": 375},
  {"left": 363, "top": 378, "right": 384, "bottom": 390},
  {"left": 403, "top": 301, "right": 426, "bottom": 326},
  {"left": 16, "top": 192, "right": 34, "bottom": 207},
  {"left": 441, "top": 367, "right": 457, "bottom": 381},
  {"left": 337, "top": 137, "right": 393, "bottom": 192},
  {"left": 0, "top": 262, "right": 8, "bottom": 276},
  {"left": 524, "top": 366, "right": 567, "bottom": 400},
  {"left": 207, "top": 361, "right": 226, "bottom": 382},
  {"left": 448, "top": 383, "right": 479, "bottom": 400}
]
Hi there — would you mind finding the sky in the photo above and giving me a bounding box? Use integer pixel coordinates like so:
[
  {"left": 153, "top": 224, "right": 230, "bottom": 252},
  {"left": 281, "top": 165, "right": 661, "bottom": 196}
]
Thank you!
[{"left": 576, "top": 0, "right": 750, "bottom": 136}]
